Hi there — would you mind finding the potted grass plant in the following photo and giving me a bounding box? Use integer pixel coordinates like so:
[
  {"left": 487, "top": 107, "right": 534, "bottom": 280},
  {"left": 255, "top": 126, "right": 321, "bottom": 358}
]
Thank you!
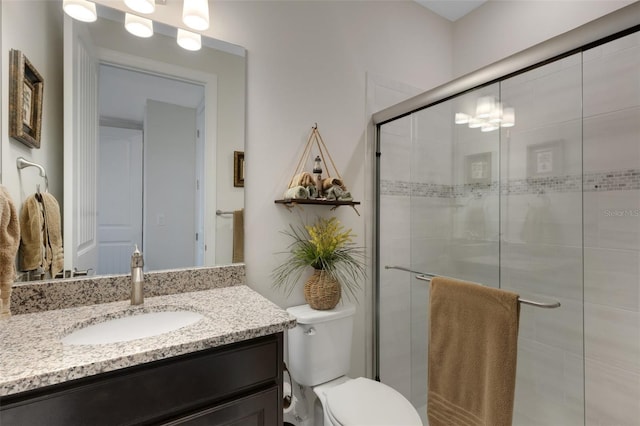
[{"left": 272, "top": 217, "right": 365, "bottom": 310}]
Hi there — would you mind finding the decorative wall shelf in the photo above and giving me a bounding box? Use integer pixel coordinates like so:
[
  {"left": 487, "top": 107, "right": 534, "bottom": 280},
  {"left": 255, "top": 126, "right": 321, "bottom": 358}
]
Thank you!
[
  {"left": 274, "top": 199, "right": 361, "bottom": 215},
  {"left": 275, "top": 124, "right": 360, "bottom": 216}
]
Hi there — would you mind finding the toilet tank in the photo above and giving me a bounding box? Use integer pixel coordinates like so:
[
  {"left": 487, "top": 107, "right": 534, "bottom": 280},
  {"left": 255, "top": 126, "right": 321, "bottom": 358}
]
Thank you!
[{"left": 286, "top": 303, "right": 356, "bottom": 387}]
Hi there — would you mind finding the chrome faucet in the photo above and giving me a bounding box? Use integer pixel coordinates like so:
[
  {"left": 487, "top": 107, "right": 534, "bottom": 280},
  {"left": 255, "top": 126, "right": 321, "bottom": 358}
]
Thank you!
[{"left": 131, "top": 245, "right": 144, "bottom": 305}]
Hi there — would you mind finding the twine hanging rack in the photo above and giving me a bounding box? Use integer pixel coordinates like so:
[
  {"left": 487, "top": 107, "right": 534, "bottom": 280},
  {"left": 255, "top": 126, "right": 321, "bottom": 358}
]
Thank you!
[
  {"left": 288, "top": 123, "right": 343, "bottom": 188},
  {"left": 275, "top": 124, "right": 360, "bottom": 215}
]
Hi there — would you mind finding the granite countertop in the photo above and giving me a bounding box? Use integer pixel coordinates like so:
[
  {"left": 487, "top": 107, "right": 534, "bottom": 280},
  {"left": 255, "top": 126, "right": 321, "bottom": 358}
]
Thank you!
[{"left": 0, "top": 285, "right": 296, "bottom": 397}]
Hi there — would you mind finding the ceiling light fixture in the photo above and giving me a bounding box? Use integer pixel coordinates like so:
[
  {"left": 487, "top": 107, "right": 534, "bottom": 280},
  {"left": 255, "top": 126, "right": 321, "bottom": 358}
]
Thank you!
[
  {"left": 455, "top": 96, "right": 515, "bottom": 132},
  {"left": 125, "top": 13, "right": 154, "bottom": 38},
  {"left": 124, "top": 0, "right": 156, "bottom": 15},
  {"left": 182, "top": 0, "right": 210, "bottom": 31},
  {"left": 63, "top": 0, "right": 97, "bottom": 22},
  {"left": 177, "top": 28, "right": 202, "bottom": 51}
]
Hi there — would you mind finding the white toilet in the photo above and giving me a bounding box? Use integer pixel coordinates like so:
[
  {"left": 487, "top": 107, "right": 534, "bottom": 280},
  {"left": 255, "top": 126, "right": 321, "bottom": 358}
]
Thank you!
[{"left": 287, "top": 303, "right": 422, "bottom": 426}]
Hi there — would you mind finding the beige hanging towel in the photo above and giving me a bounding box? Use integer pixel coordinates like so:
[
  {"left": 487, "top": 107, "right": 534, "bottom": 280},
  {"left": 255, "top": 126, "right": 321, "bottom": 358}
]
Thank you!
[
  {"left": 19, "top": 194, "right": 44, "bottom": 272},
  {"left": 19, "top": 193, "right": 64, "bottom": 278},
  {"left": 428, "top": 277, "right": 520, "bottom": 426},
  {"left": 40, "top": 192, "right": 64, "bottom": 278},
  {"left": 1, "top": 186, "right": 21, "bottom": 318},
  {"left": 232, "top": 209, "right": 244, "bottom": 263}
]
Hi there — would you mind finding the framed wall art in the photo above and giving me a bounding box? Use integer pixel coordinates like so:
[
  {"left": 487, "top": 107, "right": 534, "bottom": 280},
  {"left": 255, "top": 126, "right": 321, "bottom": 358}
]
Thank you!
[
  {"left": 527, "top": 140, "right": 564, "bottom": 177},
  {"left": 465, "top": 152, "right": 492, "bottom": 184},
  {"left": 9, "top": 49, "right": 44, "bottom": 149},
  {"left": 234, "top": 151, "right": 245, "bottom": 187}
]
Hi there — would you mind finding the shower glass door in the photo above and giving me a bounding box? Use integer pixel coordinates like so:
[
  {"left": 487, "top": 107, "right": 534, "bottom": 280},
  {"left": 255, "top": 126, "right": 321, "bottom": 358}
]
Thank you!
[
  {"left": 378, "top": 55, "right": 585, "bottom": 424},
  {"left": 500, "top": 53, "right": 584, "bottom": 425},
  {"left": 379, "top": 27, "right": 640, "bottom": 426},
  {"left": 408, "top": 83, "right": 501, "bottom": 419},
  {"left": 378, "top": 83, "right": 501, "bottom": 422}
]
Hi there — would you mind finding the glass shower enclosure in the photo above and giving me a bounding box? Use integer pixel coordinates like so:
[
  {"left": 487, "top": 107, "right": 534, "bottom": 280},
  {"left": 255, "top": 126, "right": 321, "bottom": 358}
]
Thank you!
[{"left": 374, "top": 12, "right": 640, "bottom": 425}]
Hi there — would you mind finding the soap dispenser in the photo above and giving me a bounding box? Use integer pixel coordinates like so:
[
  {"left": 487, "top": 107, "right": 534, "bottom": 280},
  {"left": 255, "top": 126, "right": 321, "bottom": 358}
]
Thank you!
[{"left": 131, "top": 244, "right": 144, "bottom": 305}]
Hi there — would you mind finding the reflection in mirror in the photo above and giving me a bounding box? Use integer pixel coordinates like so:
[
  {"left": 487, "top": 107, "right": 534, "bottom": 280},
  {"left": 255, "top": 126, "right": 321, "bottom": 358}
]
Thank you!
[
  {"left": 97, "top": 65, "right": 206, "bottom": 274},
  {"left": 14, "top": 1, "right": 245, "bottom": 282},
  {"left": 64, "top": 4, "right": 245, "bottom": 277}
]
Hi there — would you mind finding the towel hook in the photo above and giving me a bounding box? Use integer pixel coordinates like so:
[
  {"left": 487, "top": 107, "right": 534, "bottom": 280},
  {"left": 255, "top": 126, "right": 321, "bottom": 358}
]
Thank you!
[{"left": 16, "top": 157, "right": 49, "bottom": 193}]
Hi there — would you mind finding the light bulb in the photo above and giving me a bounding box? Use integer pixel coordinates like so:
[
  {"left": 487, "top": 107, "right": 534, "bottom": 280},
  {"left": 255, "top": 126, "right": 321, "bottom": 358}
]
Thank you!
[
  {"left": 63, "top": 0, "right": 97, "bottom": 22},
  {"left": 481, "top": 122, "right": 499, "bottom": 132},
  {"left": 182, "top": 0, "right": 210, "bottom": 31},
  {"left": 125, "top": 13, "right": 153, "bottom": 38},
  {"left": 468, "top": 116, "right": 483, "bottom": 129},
  {"left": 475, "top": 96, "right": 495, "bottom": 119},
  {"left": 177, "top": 29, "right": 202, "bottom": 51},
  {"left": 489, "top": 102, "right": 503, "bottom": 124},
  {"left": 455, "top": 113, "right": 470, "bottom": 124},
  {"left": 501, "top": 107, "right": 515, "bottom": 127},
  {"left": 124, "top": 0, "right": 155, "bottom": 14}
]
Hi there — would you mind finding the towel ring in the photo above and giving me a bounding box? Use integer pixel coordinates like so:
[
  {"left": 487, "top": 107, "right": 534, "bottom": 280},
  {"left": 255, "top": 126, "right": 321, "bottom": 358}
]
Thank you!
[{"left": 16, "top": 157, "right": 49, "bottom": 193}]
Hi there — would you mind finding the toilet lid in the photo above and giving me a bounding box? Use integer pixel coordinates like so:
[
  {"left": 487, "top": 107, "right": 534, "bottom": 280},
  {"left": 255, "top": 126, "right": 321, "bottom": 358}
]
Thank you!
[{"left": 324, "top": 377, "right": 422, "bottom": 426}]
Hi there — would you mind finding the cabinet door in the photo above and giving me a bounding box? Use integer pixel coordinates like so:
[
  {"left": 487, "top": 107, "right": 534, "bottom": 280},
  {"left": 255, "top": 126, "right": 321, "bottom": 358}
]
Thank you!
[{"left": 163, "top": 386, "right": 279, "bottom": 426}]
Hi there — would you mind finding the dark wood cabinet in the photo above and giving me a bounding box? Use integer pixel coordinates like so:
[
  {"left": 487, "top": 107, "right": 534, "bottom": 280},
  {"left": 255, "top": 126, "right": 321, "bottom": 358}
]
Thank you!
[
  {"left": 162, "top": 386, "right": 279, "bottom": 426},
  {"left": 0, "top": 333, "right": 283, "bottom": 426}
]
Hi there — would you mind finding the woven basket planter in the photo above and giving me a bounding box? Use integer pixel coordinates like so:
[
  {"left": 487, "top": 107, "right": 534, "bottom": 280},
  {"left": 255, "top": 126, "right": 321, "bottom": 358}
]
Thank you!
[{"left": 304, "top": 269, "right": 341, "bottom": 310}]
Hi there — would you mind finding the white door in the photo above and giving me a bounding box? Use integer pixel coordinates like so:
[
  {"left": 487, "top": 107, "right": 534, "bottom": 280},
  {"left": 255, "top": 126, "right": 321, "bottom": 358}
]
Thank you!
[
  {"left": 97, "top": 126, "right": 143, "bottom": 275},
  {"left": 63, "top": 15, "right": 99, "bottom": 273}
]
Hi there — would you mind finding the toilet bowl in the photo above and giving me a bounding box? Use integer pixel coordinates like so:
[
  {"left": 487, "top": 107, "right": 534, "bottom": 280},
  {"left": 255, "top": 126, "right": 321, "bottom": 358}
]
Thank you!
[
  {"left": 286, "top": 304, "right": 422, "bottom": 426},
  {"left": 314, "top": 376, "right": 422, "bottom": 425}
]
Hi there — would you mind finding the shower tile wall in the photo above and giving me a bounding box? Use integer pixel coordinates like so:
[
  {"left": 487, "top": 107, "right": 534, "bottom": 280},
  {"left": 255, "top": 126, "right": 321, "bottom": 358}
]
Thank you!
[
  {"left": 500, "top": 53, "right": 585, "bottom": 425},
  {"left": 410, "top": 100, "right": 456, "bottom": 413},
  {"left": 449, "top": 85, "right": 501, "bottom": 288},
  {"left": 582, "top": 32, "right": 640, "bottom": 426}
]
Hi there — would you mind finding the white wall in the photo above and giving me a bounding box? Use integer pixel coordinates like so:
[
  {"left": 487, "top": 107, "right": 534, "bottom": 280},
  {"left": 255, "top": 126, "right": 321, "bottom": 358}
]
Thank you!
[
  {"left": 452, "top": 0, "right": 635, "bottom": 77},
  {"left": 216, "top": 1, "right": 452, "bottom": 379},
  {"left": 1, "top": 1, "right": 63, "bottom": 207}
]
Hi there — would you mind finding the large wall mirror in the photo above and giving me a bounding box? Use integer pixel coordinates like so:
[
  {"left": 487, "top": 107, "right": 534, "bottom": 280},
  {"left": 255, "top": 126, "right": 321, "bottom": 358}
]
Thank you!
[{"left": 8, "top": 1, "right": 245, "bottom": 282}]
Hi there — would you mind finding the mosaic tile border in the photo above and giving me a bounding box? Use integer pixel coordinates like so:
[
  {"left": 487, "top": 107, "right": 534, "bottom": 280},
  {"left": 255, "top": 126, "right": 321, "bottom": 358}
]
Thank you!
[{"left": 381, "top": 169, "right": 640, "bottom": 197}]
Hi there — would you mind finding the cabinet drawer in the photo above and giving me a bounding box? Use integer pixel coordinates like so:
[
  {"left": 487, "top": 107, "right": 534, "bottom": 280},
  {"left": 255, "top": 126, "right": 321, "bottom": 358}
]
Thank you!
[
  {"left": 162, "top": 386, "right": 279, "bottom": 426},
  {"left": 1, "top": 334, "right": 282, "bottom": 426}
]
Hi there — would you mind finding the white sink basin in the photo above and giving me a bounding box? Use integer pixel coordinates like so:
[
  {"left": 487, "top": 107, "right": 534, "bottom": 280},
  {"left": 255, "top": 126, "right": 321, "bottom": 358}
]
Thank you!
[{"left": 62, "top": 310, "right": 205, "bottom": 345}]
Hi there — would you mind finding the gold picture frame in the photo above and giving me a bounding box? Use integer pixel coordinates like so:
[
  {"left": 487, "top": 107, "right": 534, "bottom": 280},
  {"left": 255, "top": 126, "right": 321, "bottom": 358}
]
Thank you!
[
  {"left": 234, "top": 151, "right": 245, "bottom": 187},
  {"left": 9, "top": 49, "right": 44, "bottom": 149}
]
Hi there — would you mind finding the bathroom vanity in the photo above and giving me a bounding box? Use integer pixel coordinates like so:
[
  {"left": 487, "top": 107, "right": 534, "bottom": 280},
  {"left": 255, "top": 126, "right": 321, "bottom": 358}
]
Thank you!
[{"left": 0, "top": 284, "right": 296, "bottom": 425}]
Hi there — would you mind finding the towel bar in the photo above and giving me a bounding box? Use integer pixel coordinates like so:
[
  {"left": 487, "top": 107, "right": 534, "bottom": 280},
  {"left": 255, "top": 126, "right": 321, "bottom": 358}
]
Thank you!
[{"left": 384, "top": 265, "right": 561, "bottom": 309}]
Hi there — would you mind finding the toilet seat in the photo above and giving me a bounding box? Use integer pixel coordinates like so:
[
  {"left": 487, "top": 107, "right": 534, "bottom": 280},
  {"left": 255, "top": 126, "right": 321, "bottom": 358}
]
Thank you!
[{"left": 323, "top": 377, "right": 422, "bottom": 426}]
